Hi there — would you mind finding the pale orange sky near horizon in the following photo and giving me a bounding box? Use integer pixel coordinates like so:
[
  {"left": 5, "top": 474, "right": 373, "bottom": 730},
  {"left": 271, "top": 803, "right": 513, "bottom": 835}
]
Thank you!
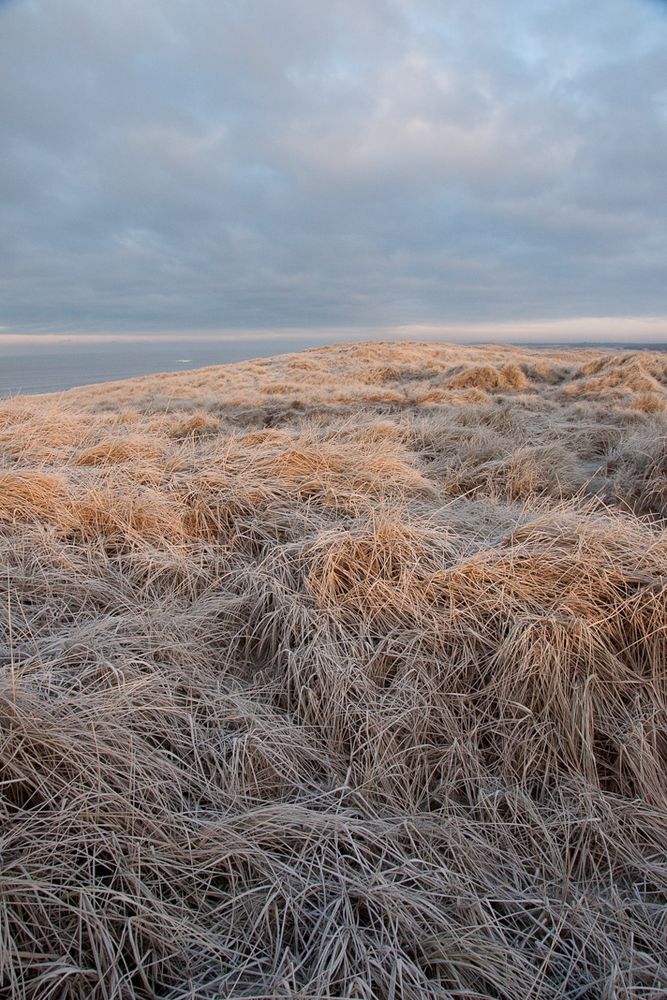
[{"left": 1, "top": 316, "right": 667, "bottom": 348}]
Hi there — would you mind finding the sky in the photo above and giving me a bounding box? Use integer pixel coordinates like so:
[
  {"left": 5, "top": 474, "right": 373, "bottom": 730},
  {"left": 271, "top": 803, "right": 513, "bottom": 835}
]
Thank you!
[{"left": 1, "top": 0, "right": 666, "bottom": 342}]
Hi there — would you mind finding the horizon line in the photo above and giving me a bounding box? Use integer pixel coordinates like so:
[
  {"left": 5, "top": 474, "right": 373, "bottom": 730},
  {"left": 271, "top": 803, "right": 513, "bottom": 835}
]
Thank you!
[{"left": 0, "top": 315, "right": 666, "bottom": 347}]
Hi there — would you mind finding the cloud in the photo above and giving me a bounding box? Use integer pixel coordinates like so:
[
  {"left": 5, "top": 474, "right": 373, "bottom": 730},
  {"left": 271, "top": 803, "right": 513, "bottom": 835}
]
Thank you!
[{"left": 0, "top": 0, "right": 666, "bottom": 335}]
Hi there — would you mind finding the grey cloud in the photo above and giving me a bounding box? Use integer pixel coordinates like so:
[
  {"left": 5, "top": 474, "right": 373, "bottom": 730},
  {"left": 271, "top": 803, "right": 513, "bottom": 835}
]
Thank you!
[{"left": 0, "top": 0, "right": 666, "bottom": 334}]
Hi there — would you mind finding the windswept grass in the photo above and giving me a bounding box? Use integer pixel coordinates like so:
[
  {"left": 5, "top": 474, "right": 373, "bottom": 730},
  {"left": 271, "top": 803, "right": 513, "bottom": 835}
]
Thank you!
[{"left": 0, "top": 340, "right": 665, "bottom": 998}]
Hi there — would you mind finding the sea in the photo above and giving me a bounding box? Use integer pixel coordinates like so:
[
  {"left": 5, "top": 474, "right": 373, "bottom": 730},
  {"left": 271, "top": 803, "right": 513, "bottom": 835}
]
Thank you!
[
  {"left": 0, "top": 336, "right": 664, "bottom": 399},
  {"left": 0, "top": 336, "right": 303, "bottom": 398}
]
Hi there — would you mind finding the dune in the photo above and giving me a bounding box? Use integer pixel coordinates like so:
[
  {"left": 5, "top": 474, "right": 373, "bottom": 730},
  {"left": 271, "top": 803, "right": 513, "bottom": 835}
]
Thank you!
[{"left": 0, "top": 340, "right": 665, "bottom": 998}]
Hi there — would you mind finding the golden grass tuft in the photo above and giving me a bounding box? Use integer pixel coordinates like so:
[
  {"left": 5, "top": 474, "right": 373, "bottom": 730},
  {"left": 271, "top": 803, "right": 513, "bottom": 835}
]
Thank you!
[
  {"left": 76, "top": 435, "right": 167, "bottom": 466},
  {"left": 70, "top": 486, "right": 184, "bottom": 546},
  {"left": 485, "top": 442, "right": 584, "bottom": 499},
  {"left": 0, "top": 470, "right": 71, "bottom": 525},
  {"left": 169, "top": 412, "right": 220, "bottom": 440},
  {"left": 446, "top": 362, "right": 530, "bottom": 392},
  {"left": 566, "top": 354, "right": 666, "bottom": 398},
  {"left": 0, "top": 340, "right": 665, "bottom": 998},
  {"left": 305, "top": 514, "right": 458, "bottom": 625}
]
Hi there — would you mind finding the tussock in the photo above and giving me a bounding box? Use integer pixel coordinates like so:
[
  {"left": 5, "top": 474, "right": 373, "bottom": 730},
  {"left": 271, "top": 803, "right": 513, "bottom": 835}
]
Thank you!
[
  {"left": 169, "top": 412, "right": 220, "bottom": 440},
  {"left": 249, "top": 442, "right": 433, "bottom": 504},
  {"left": 479, "top": 442, "right": 584, "bottom": 499},
  {"left": 76, "top": 436, "right": 168, "bottom": 467},
  {"left": 0, "top": 340, "right": 666, "bottom": 998},
  {"left": 446, "top": 362, "right": 530, "bottom": 392},
  {"left": 0, "top": 470, "right": 71, "bottom": 525},
  {"left": 71, "top": 486, "right": 185, "bottom": 547}
]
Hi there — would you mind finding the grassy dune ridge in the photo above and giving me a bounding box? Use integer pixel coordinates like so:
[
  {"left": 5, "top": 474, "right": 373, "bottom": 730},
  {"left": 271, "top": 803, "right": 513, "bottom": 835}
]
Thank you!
[{"left": 0, "top": 340, "right": 665, "bottom": 998}]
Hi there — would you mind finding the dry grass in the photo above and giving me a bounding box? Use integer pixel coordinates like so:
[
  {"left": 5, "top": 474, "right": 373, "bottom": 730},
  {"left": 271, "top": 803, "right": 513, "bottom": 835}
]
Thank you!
[{"left": 0, "top": 340, "right": 665, "bottom": 999}]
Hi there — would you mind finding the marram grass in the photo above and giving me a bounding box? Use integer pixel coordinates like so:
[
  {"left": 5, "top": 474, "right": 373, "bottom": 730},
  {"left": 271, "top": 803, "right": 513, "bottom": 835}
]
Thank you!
[{"left": 0, "top": 340, "right": 665, "bottom": 998}]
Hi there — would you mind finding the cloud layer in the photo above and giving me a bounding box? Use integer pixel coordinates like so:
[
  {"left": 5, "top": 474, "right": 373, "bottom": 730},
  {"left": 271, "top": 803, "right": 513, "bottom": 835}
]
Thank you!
[{"left": 1, "top": 0, "right": 666, "bottom": 335}]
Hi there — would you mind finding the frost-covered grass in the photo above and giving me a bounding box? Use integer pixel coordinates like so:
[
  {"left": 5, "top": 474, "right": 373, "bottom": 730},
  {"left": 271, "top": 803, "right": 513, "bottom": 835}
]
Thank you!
[{"left": 0, "top": 341, "right": 665, "bottom": 998}]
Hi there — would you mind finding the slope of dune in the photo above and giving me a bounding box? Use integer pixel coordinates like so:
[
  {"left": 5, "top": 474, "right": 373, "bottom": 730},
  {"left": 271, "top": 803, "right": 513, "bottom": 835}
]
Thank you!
[{"left": 0, "top": 340, "right": 666, "bottom": 999}]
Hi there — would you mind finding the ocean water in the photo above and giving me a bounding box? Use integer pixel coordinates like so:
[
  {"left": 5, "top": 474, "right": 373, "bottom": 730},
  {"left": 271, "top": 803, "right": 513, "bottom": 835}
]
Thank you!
[
  {"left": 0, "top": 337, "right": 664, "bottom": 399},
  {"left": 0, "top": 336, "right": 303, "bottom": 398}
]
